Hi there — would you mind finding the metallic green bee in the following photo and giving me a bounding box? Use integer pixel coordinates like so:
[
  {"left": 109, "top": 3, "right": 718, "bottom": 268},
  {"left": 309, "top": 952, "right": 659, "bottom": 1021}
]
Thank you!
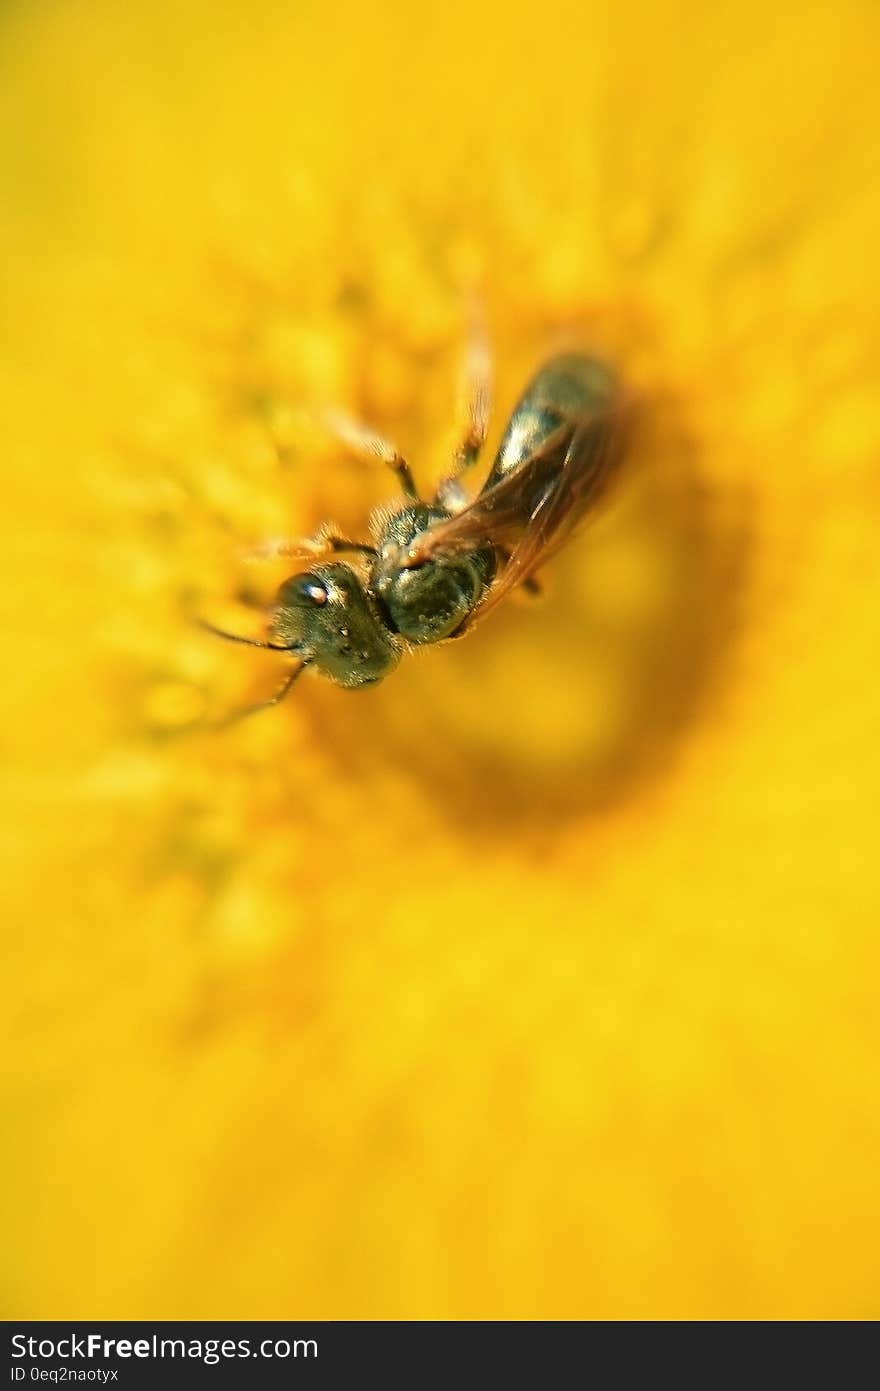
[{"left": 202, "top": 338, "right": 625, "bottom": 720}]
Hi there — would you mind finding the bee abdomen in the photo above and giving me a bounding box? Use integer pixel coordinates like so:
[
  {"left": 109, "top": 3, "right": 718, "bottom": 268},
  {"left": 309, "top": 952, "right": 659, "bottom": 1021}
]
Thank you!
[{"left": 486, "top": 353, "right": 616, "bottom": 489}]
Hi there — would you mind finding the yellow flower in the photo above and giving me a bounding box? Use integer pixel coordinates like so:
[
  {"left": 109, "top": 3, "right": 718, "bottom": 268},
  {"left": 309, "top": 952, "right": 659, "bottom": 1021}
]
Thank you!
[{"left": 2, "top": 0, "right": 879, "bottom": 1318}]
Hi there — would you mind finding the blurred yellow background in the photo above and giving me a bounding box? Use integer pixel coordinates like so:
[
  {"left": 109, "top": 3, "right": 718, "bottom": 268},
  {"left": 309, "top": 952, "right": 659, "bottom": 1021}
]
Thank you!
[{"left": 1, "top": 0, "right": 878, "bottom": 1318}]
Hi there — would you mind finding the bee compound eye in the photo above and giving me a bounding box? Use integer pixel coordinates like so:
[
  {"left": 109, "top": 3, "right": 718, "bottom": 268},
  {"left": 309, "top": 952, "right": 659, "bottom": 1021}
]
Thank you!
[{"left": 290, "top": 574, "right": 329, "bottom": 606}]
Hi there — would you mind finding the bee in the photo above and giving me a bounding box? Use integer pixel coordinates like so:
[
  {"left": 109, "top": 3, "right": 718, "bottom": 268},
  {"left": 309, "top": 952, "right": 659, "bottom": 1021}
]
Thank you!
[{"left": 200, "top": 333, "right": 627, "bottom": 720}]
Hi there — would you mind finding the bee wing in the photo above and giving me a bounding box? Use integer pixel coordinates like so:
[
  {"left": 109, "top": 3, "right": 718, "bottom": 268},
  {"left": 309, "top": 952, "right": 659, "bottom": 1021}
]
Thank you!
[
  {"left": 417, "top": 422, "right": 574, "bottom": 555},
  {"left": 406, "top": 406, "right": 626, "bottom": 632}
]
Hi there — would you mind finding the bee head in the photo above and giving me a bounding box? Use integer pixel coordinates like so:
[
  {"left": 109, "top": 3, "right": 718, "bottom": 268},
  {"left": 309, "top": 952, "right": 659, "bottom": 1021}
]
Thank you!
[{"left": 270, "top": 564, "right": 400, "bottom": 689}]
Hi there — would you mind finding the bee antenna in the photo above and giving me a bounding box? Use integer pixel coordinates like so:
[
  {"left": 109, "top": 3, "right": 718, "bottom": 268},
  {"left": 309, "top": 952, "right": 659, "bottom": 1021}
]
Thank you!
[{"left": 194, "top": 616, "right": 300, "bottom": 652}]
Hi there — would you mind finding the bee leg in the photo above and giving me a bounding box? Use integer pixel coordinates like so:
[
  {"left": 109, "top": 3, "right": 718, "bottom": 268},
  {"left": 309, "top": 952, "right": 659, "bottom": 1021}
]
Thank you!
[
  {"left": 214, "top": 661, "right": 309, "bottom": 728},
  {"left": 242, "top": 530, "right": 378, "bottom": 563},
  {"left": 453, "top": 298, "right": 493, "bottom": 473},
  {"left": 322, "top": 409, "right": 420, "bottom": 501},
  {"left": 321, "top": 535, "right": 378, "bottom": 557},
  {"left": 434, "top": 299, "right": 492, "bottom": 509}
]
